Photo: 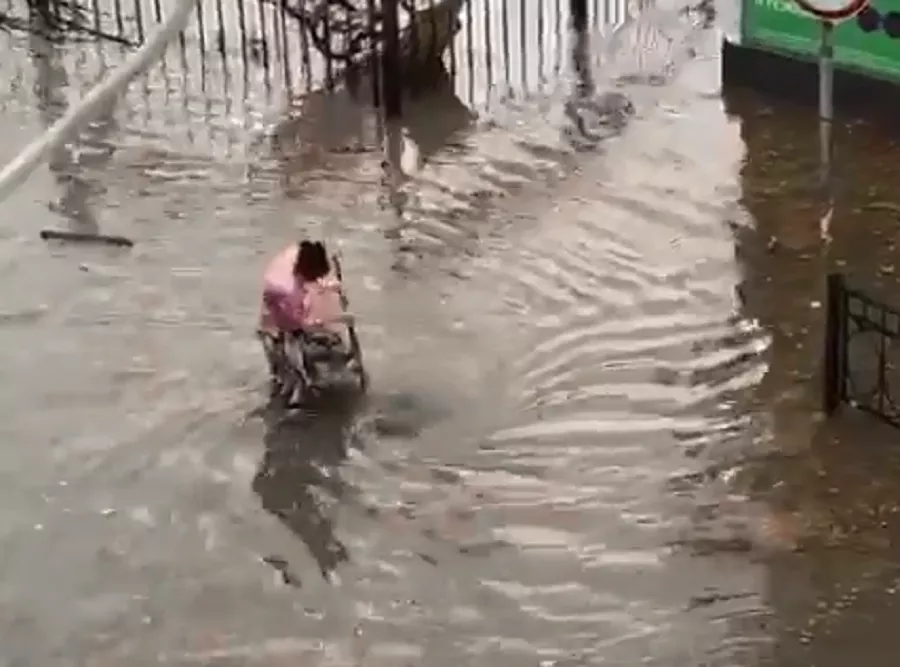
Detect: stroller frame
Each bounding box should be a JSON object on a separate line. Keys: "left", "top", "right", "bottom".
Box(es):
{"left": 259, "top": 253, "right": 368, "bottom": 406}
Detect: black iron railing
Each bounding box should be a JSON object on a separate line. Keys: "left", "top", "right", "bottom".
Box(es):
{"left": 1, "top": 0, "right": 693, "bottom": 112}
{"left": 1, "top": 0, "right": 708, "bottom": 220}
{"left": 823, "top": 272, "right": 900, "bottom": 429}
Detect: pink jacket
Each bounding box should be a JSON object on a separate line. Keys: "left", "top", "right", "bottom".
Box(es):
{"left": 258, "top": 245, "right": 343, "bottom": 335}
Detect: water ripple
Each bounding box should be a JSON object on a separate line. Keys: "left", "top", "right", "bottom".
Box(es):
{"left": 0, "top": 3, "right": 777, "bottom": 666}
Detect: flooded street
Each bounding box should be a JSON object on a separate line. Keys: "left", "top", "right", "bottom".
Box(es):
{"left": 5, "top": 0, "right": 900, "bottom": 663}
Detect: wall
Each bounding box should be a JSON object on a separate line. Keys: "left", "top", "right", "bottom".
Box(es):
{"left": 742, "top": 0, "right": 900, "bottom": 81}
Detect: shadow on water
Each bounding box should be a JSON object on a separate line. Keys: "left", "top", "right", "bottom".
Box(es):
{"left": 251, "top": 396, "right": 362, "bottom": 582}
{"left": 250, "top": 388, "right": 448, "bottom": 585}
{"left": 397, "top": 68, "right": 477, "bottom": 171}
{"left": 268, "top": 60, "right": 475, "bottom": 199}
{"left": 28, "top": 9, "right": 118, "bottom": 236}
{"left": 706, "top": 87, "right": 900, "bottom": 665}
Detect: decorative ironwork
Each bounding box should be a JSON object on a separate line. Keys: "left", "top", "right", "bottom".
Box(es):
{"left": 270, "top": 0, "right": 464, "bottom": 70}
{"left": 823, "top": 272, "right": 900, "bottom": 429}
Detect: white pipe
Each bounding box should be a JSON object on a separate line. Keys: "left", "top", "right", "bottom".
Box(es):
{"left": 0, "top": 0, "right": 199, "bottom": 205}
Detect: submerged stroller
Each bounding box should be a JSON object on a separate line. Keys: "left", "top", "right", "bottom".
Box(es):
{"left": 259, "top": 251, "right": 367, "bottom": 407}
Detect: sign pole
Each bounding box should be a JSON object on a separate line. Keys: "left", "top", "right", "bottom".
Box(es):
{"left": 793, "top": 0, "right": 868, "bottom": 241}
{"left": 818, "top": 19, "right": 834, "bottom": 188}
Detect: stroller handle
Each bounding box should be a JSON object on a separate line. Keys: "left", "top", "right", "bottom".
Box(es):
{"left": 319, "top": 312, "right": 356, "bottom": 326}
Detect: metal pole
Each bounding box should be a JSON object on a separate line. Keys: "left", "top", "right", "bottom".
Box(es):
{"left": 818, "top": 20, "right": 834, "bottom": 187}
{"left": 822, "top": 272, "right": 845, "bottom": 416}
{"left": 817, "top": 19, "right": 836, "bottom": 243}
{"left": 380, "top": 0, "right": 404, "bottom": 222}
{"left": 384, "top": 119, "right": 405, "bottom": 216}
{"left": 570, "top": 0, "right": 587, "bottom": 32}
{"left": 382, "top": 0, "right": 402, "bottom": 119}
{"left": 573, "top": 16, "right": 594, "bottom": 97}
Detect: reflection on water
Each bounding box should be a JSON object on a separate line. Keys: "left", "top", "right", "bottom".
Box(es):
{"left": 5, "top": 0, "right": 900, "bottom": 663}
{"left": 720, "top": 87, "right": 900, "bottom": 666}
{"left": 29, "top": 14, "right": 119, "bottom": 235}
{"left": 270, "top": 62, "right": 476, "bottom": 213}
{"left": 252, "top": 399, "right": 361, "bottom": 582}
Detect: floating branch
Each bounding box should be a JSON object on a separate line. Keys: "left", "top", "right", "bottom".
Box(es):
{"left": 40, "top": 229, "right": 135, "bottom": 247}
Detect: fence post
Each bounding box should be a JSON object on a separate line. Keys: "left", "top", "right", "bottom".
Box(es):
{"left": 382, "top": 0, "right": 403, "bottom": 119}
{"left": 570, "top": 0, "right": 593, "bottom": 99}
{"left": 570, "top": 0, "right": 588, "bottom": 32}
{"left": 823, "top": 272, "right": 845, "bottom": 415}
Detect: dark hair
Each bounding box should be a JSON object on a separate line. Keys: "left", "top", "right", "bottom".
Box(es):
{"left": 293, "top": 240, "right": 330, "bottom": 281}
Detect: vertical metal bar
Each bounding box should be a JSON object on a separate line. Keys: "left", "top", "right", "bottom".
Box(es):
{"left": 408, "top": 0, "right": 422, "bottom": 73}
{"left": 554, "top": 0, "right": 561, "bottom": 78}
{"left": 570, "top": 0, "right": 587, "bottom": 31}
{"left": 256, "top": 0, "right": 268, "bottom": 67}
{"left": 823, "top": 272, "right": 844, "bottom": 416}
{"left": 278, "top": 0, "right": 292, "bottom": 93}
{"left": 447, "top": 0, "right": 458, "bottom": 82}
{"left": 537, "top": 0, "right": 545, "bottom": 91}
{"left": 484, "top": 0, "right": 493, "bottom": 105}
{"left": 196, "top": 0, "right": 207, "bottom": 61}
{"left": 237, "top": 0, "right": 249, "bottom": 66}
{"left": 114, "top": 0, "right": 125, "bottom": 37}
{"left": 237, "top": 0, "right": 249, "bottom": 101}
{"left": 175, "top": 0, "right": 193, "bottom": 150}
{"left": 571, "top": 0, "right": 590, "bottom": 97}
{"left": 322, "top": 5, "right": 333, "bottom": 89}
{"left": 138, "top": 0, "right": 152, "bottom": 126}
{"left": 384, "top": 119, "right": 404, "bottom": 213}
{"left": 297, "top": 1, "right": 312, "bottom": 89}
{"left": 464, "top": 0, "right": 474, "bottom": 104}
{"left": 878, "top": 305, "right": 887, "bottom": 416}
{"left": 382, "top": 0, "right": 403, "bottom": 220}
{"left": 257, "top": 0, "right": 271, "bottom": 97}
{"left": 501, "top": 0, "right": 510, "bottom": 88}
{"left": 214, "top": 0, "right": 226, "bottom": 55}
{"left": 520, "top": 0, "right": 527, "bottom": 92}
{"left": 838, "top": 288, "right": 849, "bottom": 404}
{"left": 195, "top": 1, "right": 207, "bottom": 96}
{"left": 382, "top": 0, "right": 402, "bottom": 118}
{"left": 818, "top": 19, "right": 834, "bottom": 189}
{"left": 215, "top": 0, "right": 229, "bottom": 111}
{"left": 178, "top": 0, "right": 188, "bottom": 77}
{"left": 92, "top": 0, "right": 102, "bottom": 40}
{"left": 365, "top": 0, "right": 379, "bottom": 103}
{"left": 133, "top": 0, "right": 145, "bottom": 43}
{"left": 430, "top": 0, "right": 441, "bottom": 67}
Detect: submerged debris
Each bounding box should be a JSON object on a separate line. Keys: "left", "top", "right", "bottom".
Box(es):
{"left": 40, "top": 229, "right": 134, "bottom": 247}
{"left": 260, "top": 554, "right": 303, "bottom": 588}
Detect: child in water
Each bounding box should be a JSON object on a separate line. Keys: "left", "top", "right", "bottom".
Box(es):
{"left": 258, "top": 240, "right": 345, "bottom": 390}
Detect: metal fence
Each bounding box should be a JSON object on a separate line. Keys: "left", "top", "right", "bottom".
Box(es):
{"left": 823, "top": 272, "right": 900, "bottom": 430}
{"left": 0, "top": 0, "right": 681, "bottom": 132}
{"left": 0, "top": 0, "right": 702, "bottom": 240}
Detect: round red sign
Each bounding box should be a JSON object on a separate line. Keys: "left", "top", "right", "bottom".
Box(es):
{"left": 793, "top": 0, "right": 870, "bottom": 21}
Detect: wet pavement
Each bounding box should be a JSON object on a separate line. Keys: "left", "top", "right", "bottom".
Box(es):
{"left": 4, "top": 0, "right": 900, "bottom": 664}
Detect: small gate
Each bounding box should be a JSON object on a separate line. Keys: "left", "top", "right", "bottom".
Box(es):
{"left": 823, "top": 272, "right": 900, "bottom": 429}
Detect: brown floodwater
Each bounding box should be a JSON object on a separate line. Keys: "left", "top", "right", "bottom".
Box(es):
{"left": 4, "top": 0, "right": 900, "bottom": 664}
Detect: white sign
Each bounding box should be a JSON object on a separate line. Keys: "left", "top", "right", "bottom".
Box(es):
{"left": 793, "top": 0, "right": 869, "bottom": 21}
